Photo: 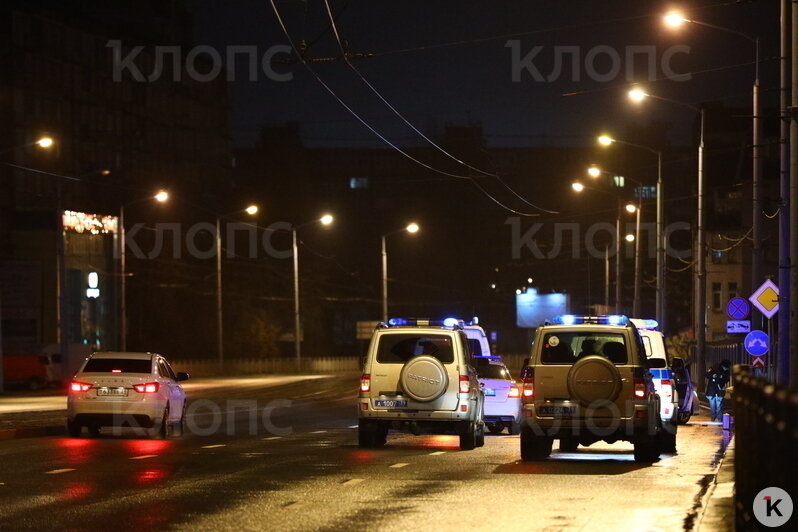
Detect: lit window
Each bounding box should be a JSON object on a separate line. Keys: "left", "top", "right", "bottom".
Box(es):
{"left": 635, "top": 186, "right": 657, "bottom": 199}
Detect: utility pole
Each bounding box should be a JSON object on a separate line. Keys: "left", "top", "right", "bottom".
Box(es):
{"left": 779, "top": 0, "right": 791, "bottom": 386}
{"left": 790, "top": 1, "right": 798, "bottom": 388}
{"left": 752, "top": 36, "right": 764, "bottom": 321}
{"left": 615, "top": 205, "right": 622, "bottom": 314}
{"left": 696, "top": 108, "right": 707, "bottom": 389}
{"left": 0, "top": 294, "right": 4, "bottom": 393}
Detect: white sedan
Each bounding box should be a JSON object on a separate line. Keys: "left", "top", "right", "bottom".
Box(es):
{"left": 67, "top": 352, "right": 188, "bottom": 438}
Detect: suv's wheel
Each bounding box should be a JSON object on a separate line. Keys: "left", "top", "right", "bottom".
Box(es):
{"left": 633, "top": 435, "right": 661, "bottom": 462}
{"left": 520, "top": 426, "right": 552, "bottom": 461}
{"left": 358, "top": 421, "right": 387, "bottom": 448}
{"left": 487, "top": 423, "right": 503, "bottom": 434}
{"left": 460, "top": 422, "right": 478, "bottom": 450}
{"left": 475, "top": 422, "right": 485, "bottom": 448}
{"left": 66, "top": 419, "right": 81, "bottom": 438}
{"left": 676, "top": 411, "right": 692, "bottom": 424}
{"left": 559, "top": 437, "right": 579, "bottom": 453}
{"left": 508, "top": 420, "right": 521, "bottom": 436}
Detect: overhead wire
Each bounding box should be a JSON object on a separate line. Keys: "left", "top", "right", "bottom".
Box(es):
{"left": 267, "top": 0, "right": 543, "bottom": 217}
{"left": 320, "top": 0, "right": 558, "bottom": 215}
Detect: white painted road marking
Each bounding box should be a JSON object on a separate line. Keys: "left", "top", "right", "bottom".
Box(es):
{"left": 45, "top": 469, "right": 75, "bottom": 475}
{"left": 429, "top": 451, "right": 446, "bottom": 455}
{"left": 201, "top": 444, "right": 226, "bottom": 449}
{"left": 130, "top": 455, "right": 158, "bottom": 460}
{"left": 348, "top": 424, "right": 358, "bottom": 429}
{"left": 342, "top": 478, "right": 364, "bottom": 486}
{"left": 311, "top": 430, "right": 327, "bottom": 434}
{"left": 389, "top": 463, "right": 409, "bottom": 468}
{"left": 262, "top": 436, "right": 282, "bottom": 441}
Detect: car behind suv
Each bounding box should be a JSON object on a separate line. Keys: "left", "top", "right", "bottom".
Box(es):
{"left": 358, "top": 318, "right": 485, "bottom": 450}
{"left": 520, "top": 315, "right": 664, "bottom": 463}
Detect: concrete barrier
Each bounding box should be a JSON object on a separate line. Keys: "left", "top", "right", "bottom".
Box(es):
{"left": 169, "top": 357, "right": 360, "bottom": 378}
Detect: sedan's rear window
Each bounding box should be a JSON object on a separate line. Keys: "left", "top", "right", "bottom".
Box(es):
{"left": 475, "top": 363, "right": 511, "bottom": 380}
{"left": 540, "top": 332, "right": 628, "bottom": 365}
{"left": 83, "top": 358, "right": 152, "bottom": 373}
{"left": 376, "top": 334, "right": 454, "bottom": 364}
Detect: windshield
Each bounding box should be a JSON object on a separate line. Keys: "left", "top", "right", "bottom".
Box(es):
{"left": 540, "top": 331, "right": 628, "bottom": 365}
{"left": 376, "top": 334, "right": 455, "bottom": 364}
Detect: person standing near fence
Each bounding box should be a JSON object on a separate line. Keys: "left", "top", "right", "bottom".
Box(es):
{"left": 705, "top": 359, "right": 731, "bottom": 421}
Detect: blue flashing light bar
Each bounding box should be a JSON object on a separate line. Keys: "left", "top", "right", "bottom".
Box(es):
{"left": 551, "top": 315, "right": 629, "bottom": 326}
{"left": 629, "top": 318, "right": 659, "bottom": 330}
{"left": 386, "top": 318, "right": 463, "bottom": 329}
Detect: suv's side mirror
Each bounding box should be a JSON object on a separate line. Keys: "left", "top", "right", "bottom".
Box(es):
{"left": 176, "top": 372, "right": 190, "bottom": 382}
{"left": 646, "top": 358, "right": 667, "bottom": 369}
{"left": 670, "top": 357, "right": 685, "bottom": 370}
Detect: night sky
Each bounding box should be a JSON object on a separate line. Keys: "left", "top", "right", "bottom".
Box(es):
{"left": 191, "top": 0, "right": 779, "bottom": 149}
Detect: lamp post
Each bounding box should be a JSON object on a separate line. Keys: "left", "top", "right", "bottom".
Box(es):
{"left": 119, "top": 190, "right": 169, "bottom": 351}
{"left": 292, "top": 214, "right": 334, "bottom": 371}
{"left": 572, "top": 181, "right": 638, "bottom": 314}
{"left": 664, "top": 12, "right": 763, "bottom": 302}
{"left": 584, "top": 167, "right": 644, "bottom": 316}
{"left": 215, "top": 205, "right": 259, "bottom": 367}
{"left": 597, "top": 136, "right": 663, "bottom": 327}
{"left": 625, "top": 87, "right": 707, "bottom": 381}
{"left": 381, "top": 223, "right": 420, "bottom": 323}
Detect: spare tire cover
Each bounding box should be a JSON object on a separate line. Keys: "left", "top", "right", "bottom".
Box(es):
{"left": 399, "top": 356, "right": 449, "bottom": 402}
{"left": 566, "top": 355, "right": 623, "bottom": 407}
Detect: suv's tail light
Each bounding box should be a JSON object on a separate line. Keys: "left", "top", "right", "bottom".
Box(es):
{"left": 522, "top": 377, "right": 535, "bottom": 400}
{"left": 360, "top": 374, "right": 371, "bottom": 392}
{"left": 508, "top": 385, "right": 520, "bottom": 398}
{"left": 459, "top": 375, "right": 470, "bottom": 393}
{"left": 133, "top": 382, "right": 159, "bottom": 394}
{"left": 70, "top": 381, "right": 92, "bottom": 393}
{"left": 633, "top": 378, "right": 646, "bottom": 398}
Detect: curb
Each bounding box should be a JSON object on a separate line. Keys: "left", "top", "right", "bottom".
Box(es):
{"left": 694, "top": 435, "right": 736, "bottom": 531}
{"left": 0, "top": 425, "right": 66, "bottom": 440}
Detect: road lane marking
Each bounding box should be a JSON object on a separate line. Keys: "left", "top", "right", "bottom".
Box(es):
{"left": 201, "top": 444, "right": 226, "bottom": 449}
{"left": 311, "top": 430, "right": 327, "bottom": 434}
{"left": 348, "top": 424, "right": 358, "bottom": 429}
{"left": 342, "top": 478, "right": 365, "bottom": 486}
{"left": 45, "top": 469, "right": 75, "bottom": 475}
{"left": 262, "top": 436, "right": 282, "bottom": 441}
{"left": 130, "top": 455, "right": 158, "bottom": 460}
{"left": 389, "top": 463, "right": 409, "bottom": 468}
{"left": 429, "top": 451, "right": 446, "bottom": 455}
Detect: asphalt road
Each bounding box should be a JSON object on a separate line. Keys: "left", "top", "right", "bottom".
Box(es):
{"left": 0, "top": 375, "right": 729, "bottom": 532}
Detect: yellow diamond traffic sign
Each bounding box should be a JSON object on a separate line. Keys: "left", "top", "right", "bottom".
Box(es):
{"left": 749, "top": 280, "right": 779, "bottom": 319}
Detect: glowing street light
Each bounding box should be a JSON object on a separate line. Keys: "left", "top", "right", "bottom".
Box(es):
{"left": 628, "top": 88, "right": 648, "bottom": 103}
{"left": 320, "top": 213, "right": 334, "bottom": 225}
{"left": 381, "top": 222, "right": 421, "bottom": 322}
{"left": 572, "top": 182, "right": 585, "bottom": 192}
{"left": 588, "top": 166, "right": 602, "bottom": 178}
{"left": 154, "top": 190, "right": 169, "bottom": 203}
{"left": 625, "top": 234, "right": 636, "bottom": 243}
{"left": 625, "top": 203, "right": 638, "bottom": 214}
{"left": 36, "top": 137, "right": 54, "bottom": 148}
{"left": 598, "top": 135, "right": 615, "bottom": 146}
{"left": 245, "top": 205, "right": 259, "bottom": 215}
{"left": 664, "top": 12, "right": 688, "bottom": 28}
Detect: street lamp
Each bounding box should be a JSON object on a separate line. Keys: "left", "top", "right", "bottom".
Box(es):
{"left": 625, "top": 87, "right": 707, "bottom": 380}
{"left": 381, "top": 223, "right": 421, "bottom": 323}
{"left": 572, "top": 181, "right": 639, "bottom": 314}
{"left": 0, "top": 136, "right": 55, "bottom": 155}
{"left": 662, "top": 9, "right": 764, "bottom": 336}
{"left": 597, "top": 135, "right": 665, "bottom": 328}
{"left": 216, "top": 205, "right": 259, "bottom": 367}
{"left": 36, "top": 137, "right": 54, "bottom": 148}
{"left": 119, "top": 190, "right": 169, "bottom": 351}
{"left": 292, "top": 214, "right": 334, "bottom": 370}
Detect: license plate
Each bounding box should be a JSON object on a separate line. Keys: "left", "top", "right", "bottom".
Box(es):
{"left": 97, "top": 387, "right": 128, "bottom": 397}
{"left": 374, "top": 399, "right": 407, "bottom": 408}
{"left": 483, "top": 388, "right": 496, "bottom": 396}
{"left": 538, "top": 405, "right": 576, "bottom": 416}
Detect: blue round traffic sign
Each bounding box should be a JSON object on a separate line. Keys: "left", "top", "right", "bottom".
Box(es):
{"left": 744, "top": 330, "right": 769, "bottom": 357}
{"left": 727, "top": 297, "right": 750, "bottom": 320}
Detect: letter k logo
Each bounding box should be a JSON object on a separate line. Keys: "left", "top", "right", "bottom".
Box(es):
{"left": 764, "top": 496, "right": 783, "bottom": 517}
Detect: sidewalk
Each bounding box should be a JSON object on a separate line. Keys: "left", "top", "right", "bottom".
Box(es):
{"left": 695, "top": 434, "right": 735, "bottom": 531}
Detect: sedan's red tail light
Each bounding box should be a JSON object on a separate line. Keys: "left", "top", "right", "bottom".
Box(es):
{"left": 70, "top": 381, "right": 92, "bottom": 393}
{"left": 133, "top": 382, "right": 159, "bottom": 394}
{"left": 508, "top": 385, "right": 521, "bottom": 398}
{"left": 360, "top": 374, "right": 370, "bottom": 392}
